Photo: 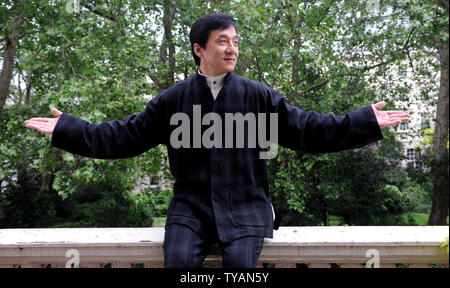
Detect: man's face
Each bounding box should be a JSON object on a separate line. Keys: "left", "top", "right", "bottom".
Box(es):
{"left": 194, "top": 26, "right": 239, "bottom": 77}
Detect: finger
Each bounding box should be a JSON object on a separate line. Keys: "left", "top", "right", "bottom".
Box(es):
{"left": 25, "top": 118, "right": 51, "bottom": 123}
{"left": 388, "top": 113, "right": 410, "bottom": 118}
{"left": 25, "top": 121, "right": 47, "bottom": 128}
{"left": 390, "top": 118, "right": 409, "bottom": 125}
{"left": 25, "top": 123, "right": 44, "bottom": 132}
{"left": 25, "top": 122, "right": 46, "bottom": 130}
{"left": 388, "top": 115, "right": 410, "bottom": 121}
{"left": 390, "top": 119, "right": 409, "bottom": 124}
{"left": 385, "top": 111, "right": 410, "bottom": 116}
{"left": 51, "top": 107, "right": 63, "bottom": 117}
{"left": 373, "top": 101, "right": 386, "bottom": 110}
{"left": 26, "top": 123, "right": 52, "bottom": 134}
{"left": 387, "top": 119, "right": 409, "bottom": 125}
{"left": 380, "top": 121, "right": 401, "bottom": 128}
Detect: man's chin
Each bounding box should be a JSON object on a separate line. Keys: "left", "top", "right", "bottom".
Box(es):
{"left": 224, "top": 65, "right": 236, "bottom": 73}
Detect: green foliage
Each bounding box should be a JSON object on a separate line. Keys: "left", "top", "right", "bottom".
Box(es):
{"left": 402, "top": 181, "right": 432, "bottom": 213}
{"left": 1, "top": 0, "right": 446, "bottom": 228}
{"left": 137, "top": 188, "right": 173, "bottom": 218}
{"left": 379, "top": 185, "right": 411, "bottom": 214}
{"left": 54, "top": 181, "right": 154, "bottom": 228}
{"left": 270, "top": 137, "right": 410, "bottom": 226}
{"left": 441, "top": 237, "right": 449, "bottom": 255}
{"left": 0, "top": 168, "right": 62, "bottom": 228}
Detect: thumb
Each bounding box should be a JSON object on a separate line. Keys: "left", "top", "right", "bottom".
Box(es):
{"left": 373, "top": 101, "right": 386, "bottom": 110}
{"left": 51, "top": 107, "right": 63, "bottom": 117}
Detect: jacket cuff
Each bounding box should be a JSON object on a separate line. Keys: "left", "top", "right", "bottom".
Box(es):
{"left": 51, "top": 113, "right": 87, "bottom": 153}
{"left": 347, "top": 105, "right": 384, "bottom": 147}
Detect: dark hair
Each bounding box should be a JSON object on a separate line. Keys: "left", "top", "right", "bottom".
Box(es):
{"left": 189, "top": 13, "right": 238, "bottom": 66}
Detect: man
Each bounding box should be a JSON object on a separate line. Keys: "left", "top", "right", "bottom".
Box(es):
{"left": 25, "top": 13, "right": 410, "bottom": 268}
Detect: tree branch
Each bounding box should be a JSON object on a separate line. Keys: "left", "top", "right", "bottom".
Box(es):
{"left": 17, "top": 29, "right": 39, "bottom": 41}
{"left": 315, "top": 0, "right": 334, "bottom": 28}
{"left": 420, "top": 45, "right": 440, "bottom": 60}
{"left": 61, "top": 42, "right": 80, "bottom": 58}
{"left": 60, "top": 42, "right": 85, "bottom": 79}
{"left": 439, "top": 0, "right": 449, "bottom": 10}
{"left": 298, "top": 59, "right": 395, "bottom": 97}
{"left": 298, "top": 26, "right": 416, "bottom": 97}
{"left": 298, "top": 78, "right": 332, "bottom": 96}
{"left": 80, "top": 2, "right": 116, "bottom": 22}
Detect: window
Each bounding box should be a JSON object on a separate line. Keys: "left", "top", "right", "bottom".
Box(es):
{"left": 420, "top": 87, "right": 432, "bottom": 101}
{"left": 418, "top": 63, "right": 429, "bottom": 73}
{"left": 399, "top": 122, "right": 409, "bottom": 131}
{"left": 421, "top": 118, "right": 430, "bottom": 130}
{"left": 406, "top": 149, "right": 422, "bottom": 168}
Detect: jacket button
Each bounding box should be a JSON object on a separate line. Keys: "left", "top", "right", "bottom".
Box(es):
{"left": 213, "top": 194, "right": 218, "bottom": 202}
{"left": 212, "top": 165, "right": 219, "bottom": 173}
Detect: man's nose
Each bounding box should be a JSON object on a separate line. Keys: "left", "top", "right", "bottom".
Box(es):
{"left": 225, "top": 41, "right": 238, "bottom": 53}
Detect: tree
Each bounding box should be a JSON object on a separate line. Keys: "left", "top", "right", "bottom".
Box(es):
{"left": 0, "top": 1, "right": 23, "bottom": 128}
{"left": 1, "top": 0, "right": 445, "bottom": 228}
{"left": 388, "top": 0, "right": 449, "bottom": 225}
{"left": 428, "top": 1, "right": 449, "bottom": 225}
{"left": 1, "top": 1, "right": 172, "bottom": 220}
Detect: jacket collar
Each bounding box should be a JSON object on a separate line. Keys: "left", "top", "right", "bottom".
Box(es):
{"left": 195, "top": 68, "right": 233, "bottom": 87}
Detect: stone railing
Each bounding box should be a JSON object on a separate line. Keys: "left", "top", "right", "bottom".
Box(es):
{"left": 0, "top": 226, "right": 448, "bottom": 268}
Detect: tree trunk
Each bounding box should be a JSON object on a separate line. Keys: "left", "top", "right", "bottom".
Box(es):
{"left": 289, "top": 4, "right": 303, "bottom": 86}
{"left": 40, "top": 172, "right": 52, "bottom": 192}
{"left": 292, "top": 37, "right": 302, "bottom": 84}
{"left": 428, "top": 39, "right": 449, "bottom": 225}
{"left": 159, "top": 0, "right": 176, "bottom": 90}
{"left": 25, "top": 65, "right": 32, "bottom": 106}
{"left": 0, "top": 16, "right": 21, "bottom": 128}
{"left": 16, "top": 72, "right": 22, "bottom": 108}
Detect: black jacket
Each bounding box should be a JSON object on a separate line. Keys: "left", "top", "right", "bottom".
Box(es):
{"left": 52, "top": 71, "right": 383, "bottom": 242}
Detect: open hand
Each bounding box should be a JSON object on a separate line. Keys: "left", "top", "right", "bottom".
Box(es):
{"left": 25, "top": 108, "right": 63, "bottom": 135}
{"left": 372, "top": 101, "right": 410, "bottom": 128}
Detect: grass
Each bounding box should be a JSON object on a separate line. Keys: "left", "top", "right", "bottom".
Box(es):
{"left": 152, "top": 214, "right": 448, "bottom": 227}
{"left": 407, "top": 213, "right": 449, "bottom": 225}
{"left": 327, "top": 215, "right": 345, "bottom": 226}
{"left": 327, "top": 213, "right": 449, "bottom": 226}
{"left": 408, "top": 213, "right": 430, "bottom": 225}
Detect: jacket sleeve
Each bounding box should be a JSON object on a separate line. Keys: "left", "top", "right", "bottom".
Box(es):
{"left": 51, "top": 94, "right": 166, "bottom": 159}
{"left": 270, "top": 91, "right": 383, "bottom": 153}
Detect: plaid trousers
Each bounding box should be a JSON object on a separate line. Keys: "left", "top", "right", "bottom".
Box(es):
{"left": 163, "top": 223, "right": 264, "bottom": 268}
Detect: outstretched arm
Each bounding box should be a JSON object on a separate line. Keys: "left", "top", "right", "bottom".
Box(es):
{"left": 371, "top": 101, "right": 410, "bottom": 128}
{"left": 273, "top": 88, "right": 410, "bottom": 153}
{"left": 24, "top": 94, "right": 165, "bottom": 159}
{"left": 25, "top": 108, "right": 63, "bottom": 134}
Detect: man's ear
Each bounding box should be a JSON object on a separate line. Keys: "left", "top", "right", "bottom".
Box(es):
{"left": 193, "top": 43, "right": 203, "bottom": 59}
